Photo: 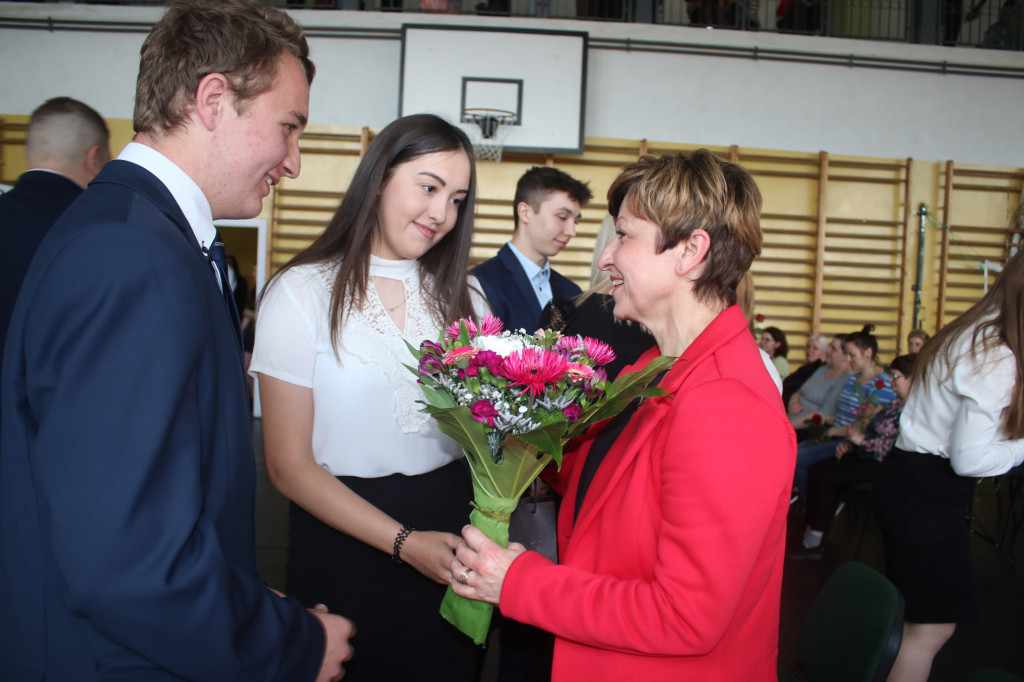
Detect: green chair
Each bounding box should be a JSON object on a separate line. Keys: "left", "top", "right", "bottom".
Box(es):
{"left": 962, "top": 671, "right": 1024, "bottom": 682}
{"left": 781, "top": 561, "right": 904, "bottom": 682}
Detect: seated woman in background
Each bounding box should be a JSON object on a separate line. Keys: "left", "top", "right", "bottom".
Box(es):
{"left": 793, "top": 325, "right": 895, "bottom": 501}
{"left": 875, "top": 249, "right": 1024, "bottom": 682}
{"left": 781, "top": 333, "right": 828, "bottom": 406}
{"left": 449, "top": 150, "right": 795, "bottom": 681}
{"left": 907, "top": 328, "right": 930, "bottom": 353}
{"left": 787, "top": 333, "right": 851, "bottom": 434}
{"left": 789, "top": 353, "right": 916, "bottom": 560}
{"left": 760, "top": 325, "right": 791, "bottom": 378}
{"left": 250, "top": 114, "right": 485, "bottom": 682}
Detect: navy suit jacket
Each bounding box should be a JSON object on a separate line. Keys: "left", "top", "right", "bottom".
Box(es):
{"left": 0, "top": 160, "right": 323, "bottom": 680}
{"left": 0, "top": 171, "right": 84, "bottom": 415}
{"left": 472, "top": 243, "right": 582, "bottom": 333}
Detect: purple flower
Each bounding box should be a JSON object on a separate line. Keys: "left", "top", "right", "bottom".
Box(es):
{"left": 584, "top": 367, "right": 609, "bottom": 400}
{"left": 418, "top": 354, "right": 444, "bottom": 376}
{"left": 562, "top": 404, "right": 583, "bottom": 423}
{"left": 470, "top": 399, "right": 499, "bottom": 427}
{"left": 419, "top": 340, "right": 445, "bottom": 357}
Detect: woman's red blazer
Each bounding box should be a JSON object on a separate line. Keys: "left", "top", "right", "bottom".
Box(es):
{"left": 501, "top": 305, "right": 797, "bottom": 682}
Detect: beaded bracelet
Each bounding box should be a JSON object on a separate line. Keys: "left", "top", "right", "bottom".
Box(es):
{"left": 392, "top": 524, "right": 414, "bottom": 564}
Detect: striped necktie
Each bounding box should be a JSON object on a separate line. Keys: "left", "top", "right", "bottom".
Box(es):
{"left": 207, "top": 233, "right": 243, "bottom": 349}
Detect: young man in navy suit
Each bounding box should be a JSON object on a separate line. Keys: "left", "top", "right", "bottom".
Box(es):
{"left": 473, "top": 166, "right": 592, "bottom": 332}
{"left": 0, "top": 1, "right": 354, "bottom": 680}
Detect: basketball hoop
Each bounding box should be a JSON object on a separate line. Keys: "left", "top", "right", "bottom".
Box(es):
{"left": 462, "top": 108, "right": 517, "bottom": 162}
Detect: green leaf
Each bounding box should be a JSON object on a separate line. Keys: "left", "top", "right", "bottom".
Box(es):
{"left": 457, "top": 321, "right": 473, "bottom": 347}
{"left": 418, "top": 384, "right": 458, "bottom": 409}
{"left": 430, "top": 406, "right": 492, "bottom": 457}
{"left": 563, "top": 355, "right": 675, "bottom": 439}
{"left": 514, "top": 422, "right": 564, "bottom": 463}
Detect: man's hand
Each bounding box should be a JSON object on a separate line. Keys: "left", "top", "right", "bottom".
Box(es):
{"left": 310, "top": 604, "right": 355, "bottom": 682}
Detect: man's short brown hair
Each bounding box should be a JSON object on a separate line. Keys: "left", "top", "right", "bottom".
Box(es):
{"left": 512, "top": 166, "right": 593, "bottom": 229}
{"left": 607, "top": 149, "right": 762, "bottom": 307}
{"left": 133, "top": 0, "right": 314, "bottom": 136}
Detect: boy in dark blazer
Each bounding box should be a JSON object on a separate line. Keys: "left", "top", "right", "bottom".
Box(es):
{"left": 0, "top": 2, "right": 354, "bottom": 680}
{"left": 473, "top": 166, "right": 592, "bottom": 333}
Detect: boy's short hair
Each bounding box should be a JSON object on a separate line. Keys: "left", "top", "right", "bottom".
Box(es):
{"left": 134, "top": 0, "right": 314, "bottom": 136}
{"left": 512, "top": 166, "right": 593, "bottom": 228}
{"left": 26, "top": 97, "right": 109, "bottom": 167}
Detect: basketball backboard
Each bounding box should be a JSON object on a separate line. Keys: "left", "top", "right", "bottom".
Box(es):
{"left": 399, "top": 25, "right": 587, "bottom": 155}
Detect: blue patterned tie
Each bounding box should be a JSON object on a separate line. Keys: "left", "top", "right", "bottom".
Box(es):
{"left": 208, "top": 233, "right": 243, "bottom": 349}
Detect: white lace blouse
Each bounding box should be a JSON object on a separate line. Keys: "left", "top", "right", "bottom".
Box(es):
{"left": 250, "top": 256, "right": 487, "bottom": 477}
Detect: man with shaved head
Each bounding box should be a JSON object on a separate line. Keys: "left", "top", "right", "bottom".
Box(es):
{"left": 0, "top": 96, "right": 110, "bottom": 428}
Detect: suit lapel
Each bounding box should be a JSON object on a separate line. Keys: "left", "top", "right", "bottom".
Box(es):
{"left": 566, "top": 307, "right": 748, "bottom": 542}
{"left": 94, "top": 161, "right": 244, "bottom": 361}
{"left": 498, "top": 244, "right": 543, "bottom": 325}
{"left": 94, "top": 161, "right": 203, "bottom": 257}
{"left": 567, "top": 351, "right": 679, "bottom": 543}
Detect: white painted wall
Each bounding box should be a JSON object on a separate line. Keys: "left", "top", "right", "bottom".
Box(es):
{"left": 1, "top": 2, "right": 1021, "bottom": 166}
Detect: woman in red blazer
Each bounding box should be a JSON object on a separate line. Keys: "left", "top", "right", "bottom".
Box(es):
{"left": 450, "top": 150, "right": 796, "bottom": 682}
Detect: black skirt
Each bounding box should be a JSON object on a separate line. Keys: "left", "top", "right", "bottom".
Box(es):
{"left": 873, "top": 447, "right": 977, "bottom": 624}
{"left": 286, "top": 460, "right": 482, "bottom": 682}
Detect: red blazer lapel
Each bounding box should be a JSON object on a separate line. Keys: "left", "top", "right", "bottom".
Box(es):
{"left": 559, "top": 306, "right": 751, "bottom": 553}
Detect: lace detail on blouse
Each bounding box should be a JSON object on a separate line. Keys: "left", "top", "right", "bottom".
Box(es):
{"left": 340, "top": 261, "right": 443, "bottom": 434}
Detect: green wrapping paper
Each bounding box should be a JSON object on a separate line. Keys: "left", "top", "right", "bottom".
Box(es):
{"left": 408, "top": 321, "right": 675, "bottom": 645}
{"left": 439, "top": 485, "right": 518, "bottom": 644}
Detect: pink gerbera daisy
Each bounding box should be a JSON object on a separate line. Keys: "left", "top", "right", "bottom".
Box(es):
{"left": 554, "top": 335, "right": 583, "bottom": 354}
{"left": 581, "top": 337, "right": 616, "bottom": 367}
{"left": 479, "top": 315, "right": 504, "bottom": 336}
{"left": 445, "top": 318, "right": 478, "bottom": 340}
{"left": 501, "top": 348, "right": 569, "bottom": 397}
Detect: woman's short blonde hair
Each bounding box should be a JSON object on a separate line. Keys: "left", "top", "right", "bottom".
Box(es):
{"left": 607, "top": 149, "right": 762, "bottom": 307}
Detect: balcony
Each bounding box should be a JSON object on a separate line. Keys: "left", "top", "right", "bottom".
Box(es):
{"left": 6, "top": 0, "right": 1020, "bottom": 48}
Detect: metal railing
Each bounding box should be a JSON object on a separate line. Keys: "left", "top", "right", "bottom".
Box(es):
{"left": 14, "top": 0, "right": 1021, "bottom": 49}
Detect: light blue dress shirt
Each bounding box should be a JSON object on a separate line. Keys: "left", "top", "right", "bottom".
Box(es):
{"left": 507, "top": 242, "right": 552, "bottom": 309}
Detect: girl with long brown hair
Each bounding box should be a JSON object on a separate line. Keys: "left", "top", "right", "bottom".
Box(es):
{"left": 250, "top": 114, "right": 485, "bottom": 681}
{"left": 875, "top": 248, "right": 1024, "bottom": 682}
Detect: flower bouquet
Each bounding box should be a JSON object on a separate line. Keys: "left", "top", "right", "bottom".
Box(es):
{"left": 408, "top": 315, "right": 673, "bottom": 644}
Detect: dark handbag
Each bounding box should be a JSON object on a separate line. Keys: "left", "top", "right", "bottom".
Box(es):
{"left": 508, "top": 481, "right": 559, "bottom": 563}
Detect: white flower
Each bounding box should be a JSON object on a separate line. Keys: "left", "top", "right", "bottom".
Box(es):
{"left": 473, "top": 334, "right": 527, "bottom": 357}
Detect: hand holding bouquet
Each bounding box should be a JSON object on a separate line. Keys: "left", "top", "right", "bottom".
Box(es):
{"left": 409, "top": 315, "right": 673, "bottom": 643}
